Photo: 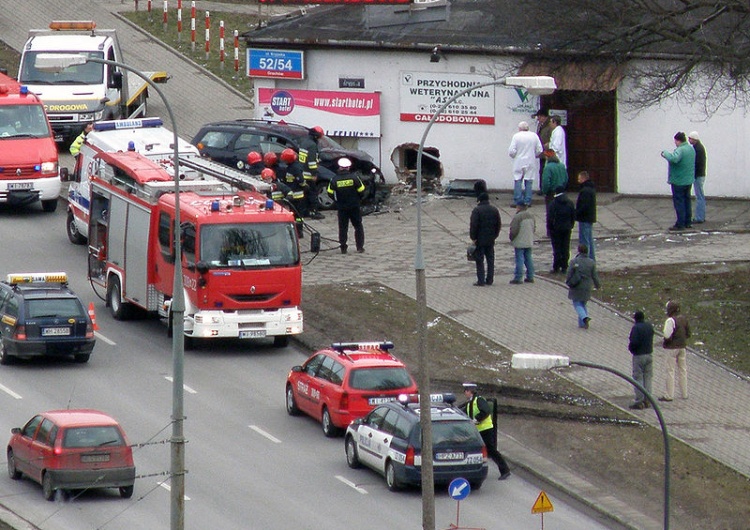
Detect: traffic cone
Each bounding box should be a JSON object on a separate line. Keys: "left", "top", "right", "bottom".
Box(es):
{"left": 88, "top": 302, "right": 99, "bottom": 331}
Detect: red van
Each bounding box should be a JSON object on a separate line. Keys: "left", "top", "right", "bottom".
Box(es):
{"left": 0, "top": 72, "right": 61, "bottom": 212}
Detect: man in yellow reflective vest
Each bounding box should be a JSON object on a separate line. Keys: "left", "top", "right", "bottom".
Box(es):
{"left": 462, "top": 382, "right": 511, "bottom": 480}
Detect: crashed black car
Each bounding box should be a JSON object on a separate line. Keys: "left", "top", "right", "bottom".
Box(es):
{"left": 191, "top": 120, "right": 384, "bottom": 209}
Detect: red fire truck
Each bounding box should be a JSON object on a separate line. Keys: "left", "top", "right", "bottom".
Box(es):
{"left": 87, "top": 150, "right": 308, "bottom": 347}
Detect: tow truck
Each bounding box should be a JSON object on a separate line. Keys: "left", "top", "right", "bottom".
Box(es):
{"left": 86, "top": 150, "right": 316, "bottom": 346}
{"left": 18, "top": 21, "right": 167, "bottom": 143}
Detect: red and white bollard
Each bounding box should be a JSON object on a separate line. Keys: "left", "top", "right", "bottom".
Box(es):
{"left": 219, "top": 21, "right": 225, "bottom": 69}
{"left": 177, "top": 0, "right": 183, "bottom": 42}
{"left": 190, "top": 1, "right": 196, "bottom": 53}
{"left": 162, "top": 0, "right": 168, "bottom": 32}
{"left": 234, "top": 30, "right": 240, "bottom": 73}
{"left": 205, "top": 11, "right": 210, "bottom": 60}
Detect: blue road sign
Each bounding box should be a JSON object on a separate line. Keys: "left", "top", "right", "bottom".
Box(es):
{"left": 449, "top": 477, "right": 470, "bottom": 501}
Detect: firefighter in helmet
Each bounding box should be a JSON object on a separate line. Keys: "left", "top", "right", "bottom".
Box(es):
{"left": 298, "top": 126, "right": 325, "bottom": 220}
{"left": 327, "top": 157, "right": 365, "bottom": 254}
{"left": 245, "top": 151, "right": 264, "bottom": 175}
{"left": 278, "top": 148, "right": 324, "bottom": 219}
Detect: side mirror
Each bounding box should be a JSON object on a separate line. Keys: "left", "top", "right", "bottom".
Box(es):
{"left": 59, "top": 167, "right": 71, "bottom": 182}
{"left": 291, "top": 365, "right": 303, "bottom": 373}
{"left": 110, "top": 70, "right": 123, "bottom": 90}
{"left": 196, "top": 261, "right": 210, "bottom": 275}
{"left": 11, "top": 427, "right": 20, "bottom": 435}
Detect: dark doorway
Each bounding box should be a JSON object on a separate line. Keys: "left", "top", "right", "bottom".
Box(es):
{"left": 541, "top": 91, "right": 617, "bottom": 193}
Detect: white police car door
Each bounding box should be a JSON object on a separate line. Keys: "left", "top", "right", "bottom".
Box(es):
{"left": 355, "top": 407, "right": 389, "bottom": 469}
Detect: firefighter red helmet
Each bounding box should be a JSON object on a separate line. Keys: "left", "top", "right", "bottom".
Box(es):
{"left": 247, "top": 151, "right": 262, "bottom": 164}
{"left": 280, "top": 148, "right": 297, "bottom": 164}
{"left": 310, "top": 125, "right": 324, "bottom": 138}
{"left": 261, "top": 168, "right": 276, "bottom": 181}
{"left": 263, "top": 151, "right": 278, "bottom": 167}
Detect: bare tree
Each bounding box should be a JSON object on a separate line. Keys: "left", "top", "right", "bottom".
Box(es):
{"left": 520, "top": 0, "right": 750, "bottom": 115}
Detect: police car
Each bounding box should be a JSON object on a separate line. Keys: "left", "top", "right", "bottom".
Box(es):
{"left": 0, "top": 272, "right": 96, "bottom": 364}
{"left": 285, "top": 341, "right": 418, "bottom": 437}
{"left": 344, "top": 393, "right": 488, "bottom": 491}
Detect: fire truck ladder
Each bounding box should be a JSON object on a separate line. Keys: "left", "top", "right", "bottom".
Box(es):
{"left": 177, "top": 156, "right": 271, "bottom": 194}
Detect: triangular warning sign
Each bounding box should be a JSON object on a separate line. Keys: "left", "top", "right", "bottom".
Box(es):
{"left": 532, "top": 490, "right": 554, "bottom": 514}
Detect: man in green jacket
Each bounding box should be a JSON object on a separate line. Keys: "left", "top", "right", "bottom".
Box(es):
{"left": 661, "top": 131, "right": 695, "bottom": 231}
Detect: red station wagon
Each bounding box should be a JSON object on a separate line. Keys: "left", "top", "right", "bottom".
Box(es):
{"left": 7, "top": 409, "right": 136, "bottom": 500}
{"left": 285, "top": 341, "right": 419, "bottom": 437}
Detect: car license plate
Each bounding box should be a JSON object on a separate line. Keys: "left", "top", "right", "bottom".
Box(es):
{"left": 239, "top": 330, "right": 266, "bottom": 339}
{"left": 42, "top": 327, "right": 71, "bottom": 337}
{"left": 81, "top": 453, "right": 110, "bottom": 463}
{"left": 8, "top": 182, "right": 34, "bottom": 191}
{"left": 435, "top": 452, "right": 465, "bottom": 461}
{"left": 368, "top": 397, "right": 396, "bottom": 405}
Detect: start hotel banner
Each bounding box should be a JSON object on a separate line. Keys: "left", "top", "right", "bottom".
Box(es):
{"left": 399, "top": 71, "right": 495, "bottom": 125}
{"left": 257, "top": 88, "right": 381, "bottom": 137}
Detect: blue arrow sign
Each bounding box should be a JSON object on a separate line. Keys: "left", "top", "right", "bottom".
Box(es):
{"left": 449, "top": 477, "right": 470, "bottom": 500}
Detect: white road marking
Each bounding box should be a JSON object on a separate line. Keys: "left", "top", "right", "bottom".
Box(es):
{"left": 0, "top": 383, "right": 22, "bottom": 400}
{"left": 94, "top": 331, "right": 116, "bottom": 345}
{"left": 248, "top": 425, "right": 282, "bottom": 444}
{"left": 163, "top": 376, "right": 198, "bottom": 394}
{"left": 159, "top": 482, "right": 191, "bottom": 500}
{"left": 335, "top": 475, "right": 368, "bottom": 494}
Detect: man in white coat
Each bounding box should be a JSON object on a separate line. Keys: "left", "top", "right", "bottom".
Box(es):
{"left": 549, "top": 115, "right": 567, "bottom": 167}
{"left": 508, "top": 121, "right": 543, "bottom": 207}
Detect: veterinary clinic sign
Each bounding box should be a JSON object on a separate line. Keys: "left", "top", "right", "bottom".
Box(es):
{"left": 400, "top": 71, "right": 495, "bottom": 125}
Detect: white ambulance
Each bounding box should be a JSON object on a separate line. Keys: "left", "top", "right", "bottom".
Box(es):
{"left": 65, "top": 117, "right": 201, "bottom": 244}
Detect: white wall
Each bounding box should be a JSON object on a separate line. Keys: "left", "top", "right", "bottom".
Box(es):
{"left": 617, "top": 74, "right": 750, "bottom": 198}
{"left": 254, "top": 49, "right": 538, "bottom": 190}
{"left": 255, "top": 49, "right": 750, "bottom": 197}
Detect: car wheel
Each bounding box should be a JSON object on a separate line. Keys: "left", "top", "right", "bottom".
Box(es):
{"left": 66, "top": 211, "right": 87, "bottom": 245}
{"left": 107, "top": 276, "right": 130, "bottom": 320}
{"left": 315, "top": 182, "right": 335, "bottom": 210}
{"left": 73, "top": 353, "right": 90, "bottom": 363}
{"left": 273, "top": 335, "right": 289, "bottom": 348}
{"left": 0, "top": 339, "right": 15, "bottom": 366}
{"left": 41, "top": 199, "right": 58, "bottom": 213}
{"left": 321, "top": 407, "right": 339, "bottom": 438}
{"left": 385, "top": 460, "right": 402, "bottom": 491}
{"left": 345, "top": 436, "right": 361, "bottom": 469}
{"left": 120, "top": 485, "right": 134, "bottom": 499}
{"left": 285, "top": 385, "right": 300, "bottom": 416}
{"left": 42, "top": 472, "right": 56, "bottom": 501}
{"left": 7, "top": 450, "right": 21, "bottom": 480}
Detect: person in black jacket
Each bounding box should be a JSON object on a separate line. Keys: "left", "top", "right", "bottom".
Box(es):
{"left": 469, "top": 192, "right": 501, "bottom": 286}
{"left": 628, "top": 310, "right": 655, "bottom": 409}
{"left": 327, "top": 157, "right": 365, "bottom": 254}
{"left": 547, "top": 186, "right": 576, "bottom": 273}
{"left": 575, "top": 171, "right": 597, "bottom": 260}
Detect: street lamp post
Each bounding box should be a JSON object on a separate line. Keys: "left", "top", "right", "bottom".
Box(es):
{"left": 34, "top": 53, "right": 186, "bottom": 530}
{"left": 511, "top": 353, "right": 671, "bottom": 530}
{"left": 414, "top": 76, "right": 555, "bottom": 530}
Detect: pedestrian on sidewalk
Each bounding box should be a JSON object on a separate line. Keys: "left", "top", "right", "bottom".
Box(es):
{"left": 469, "top": 192, "right": 501, "bottom": 286}
{"left": 688, "top": 131, "right": 707, "bottom": 224}
{"left": 628, "top": 310, "right": 654, "bottom": 409}
{"left": 661, "top": 131, "right": 695, "bottom": 231}
{"left": 547, "top": 186, "right": 576, "bottom": 274}
{"left": 659, "top": 300, "right": 691, "bottom": 401}
{"left": 533, "top": 108, "right": 552, "bottom": 192}
{"left": 566, "top": 244, "right": 600, "bottom": 329}
{"left": 461, "top": 383, "right": 511, "bottom": 480}
{"left": 509, "top": 204, "right": 536, "bottom": 284}
{"left": 541, "top": 151, "right": 567, "bottom": 237}
{"left": 575, "top": 170, "right": 597, "bottom": 260}
{"left": 508, "top": 121, "right": 543, "bottom": 207}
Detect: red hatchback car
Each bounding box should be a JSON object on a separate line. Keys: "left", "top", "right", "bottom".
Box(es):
{"left": 7, "top": 409, "right": 136, "bottom": 500}
{"left": 285, "top": 341, "right": 418, "bottom": 437}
